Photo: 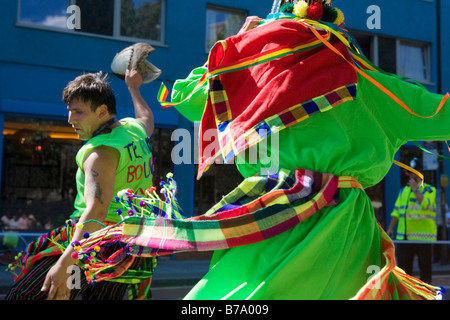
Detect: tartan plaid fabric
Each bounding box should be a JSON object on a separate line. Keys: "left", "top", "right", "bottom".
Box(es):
{"left": 7, "top": 220, "right": 156, "bottom": 300}
{"left": 197, "top": 18, "right": 358, "bottom": 178}
{"left": 118, "top": 169, "right": 358, "bottom": 256}
{"left": 211, "top": 78, "right": 358, "bottom": 163}
{"left": 75, "top": 170, "right": 444, "bottom": 299}
{"left": 352, "top": 223, "right": 442, "bottom": 300}
{"left": 7, "top": 223, "right": 72, "bottom": 282}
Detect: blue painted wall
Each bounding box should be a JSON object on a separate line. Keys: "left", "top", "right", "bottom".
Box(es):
{"left": 0, "top": 0, "right": 272, "bottom": 216}
{"left": 1, "top": 0, "right": 449, "bottom": 219}
{"left": 440, "top": 0, "right": 450, "bottom": 198}
{"left": 336, "top": 0, "right": 450, "bottom": 223}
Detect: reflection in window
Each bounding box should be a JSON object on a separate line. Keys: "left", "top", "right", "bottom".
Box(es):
{"left": 74, "top": 0, "right": 114, "bottom": 36}
{"left": 1, "top": 116, "right": 82, "bottom": 230}
{"left": 19, "top": 0, "right": 68, "bottom": 29}
{"left": 150, "top": 128, "right": 174, "bottom": 186}
{"left": 18, "top": 0, "right": 165, "bottom": 42}
{"left": 206, "top": 6, "right": 246, "bottom": 51}
{"left": 193, "top": 164, "right": 243, "bottom": 217}
{"left": 0, "top": 116, "right": 173, "bottom": 231}
{"left": 121, "top": 0, "right": 162, "bottom": 41}
{"left": 377, "top": 37, "right": 397, "bottom": 75}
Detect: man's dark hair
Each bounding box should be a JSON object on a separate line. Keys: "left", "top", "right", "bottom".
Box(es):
{"left": 62, "top": 72, "right": 116, "bottom": 114}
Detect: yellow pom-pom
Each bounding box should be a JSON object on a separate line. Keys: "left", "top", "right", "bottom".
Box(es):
{"left": 74, "top": 245, "right": 81, "bottom": 252}
{"left": 94, "top": 246, "right": 101, "bottom": 252}
{"left": 334, "top": 8, "right": 345, "bottom": 25}
{"left": 293, "top": 1, "right": 309, "bottom": 18}
{"left": 76, "top": 222, "right": 84, "bottom": 229}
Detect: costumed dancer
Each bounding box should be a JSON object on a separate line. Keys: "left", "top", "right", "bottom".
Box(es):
{"left": 6, "top": 43, "right": 161, "bottom": 300}
{"left": 68, "top": 0, "right": 449, "bottom": 299}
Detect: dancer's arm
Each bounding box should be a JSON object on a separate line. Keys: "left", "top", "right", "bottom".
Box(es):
{"left": 41, "top": 146, "right": 119, "bottom": 300}
{"left": 126, "top": 69, "right": 155, "bottom": 137}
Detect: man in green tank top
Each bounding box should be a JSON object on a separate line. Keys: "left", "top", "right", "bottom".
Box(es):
{"left": 7, "top": 69, "right": 156, "bottom": 300}
{"left": 45, "top": 69, "right": 155, "bottom": 299}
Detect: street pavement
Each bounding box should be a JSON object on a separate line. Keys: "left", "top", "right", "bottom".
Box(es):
{"left": 1, "top": 254, "right": 450, "bottom": 300}
{"left": 0, "top": 254, "right": 211, "bottom": 300}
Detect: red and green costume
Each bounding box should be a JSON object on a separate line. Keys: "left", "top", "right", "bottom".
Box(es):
{"left": 163, "top": 16, "right": 449, "bottom": 299}
{"left": 69, "top": 16, "right": 448, "bottom": 300}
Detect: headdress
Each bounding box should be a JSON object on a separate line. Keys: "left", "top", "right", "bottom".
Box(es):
{"left": 270, "top": 0, "right": 344, "bottom": 26}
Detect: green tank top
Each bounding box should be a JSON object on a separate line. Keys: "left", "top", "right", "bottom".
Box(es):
{"left": 71, "top": 118, "right": 154, "bottom": 223}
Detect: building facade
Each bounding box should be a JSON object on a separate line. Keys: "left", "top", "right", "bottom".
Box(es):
{"left": 0, "top": 0, "right": 449, "bottom": 232}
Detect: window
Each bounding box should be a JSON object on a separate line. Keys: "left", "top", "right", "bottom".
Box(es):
{"left": 150, "top": 128, "right": 174, "bottom": 186}
{"left": 206, "top": 6, "right": 247, "bottom": 51}
{"left": 398, "top": 42, "right": 430, "bottom": 82}
{"left": 377, "top": 37, "right": 397, "bottom": 74}
{"left": 74, "top": 0, "right": 114, "bottom": 36}
{"left": 351, "top": 31, "right": 431, "bottom": 83}
{"left": 18, "top": 0, "right": 165, "bottom": 43}
{"left": 120, "top": 0, "right": 163, "bottom": 41}
{"left": 377, "top": 37, "right": 430, "bottom": 83}
{"left": 18, "top": 0, "right": 68, "bottom": 29}
{"left": 193, "top": 164, "right": 243, "bottom": 216}
{"left": 0, "top": 116, "right": 173, "bottom": 230}
{"left": 1, "top": 116, "right": 82, "bottom": 230}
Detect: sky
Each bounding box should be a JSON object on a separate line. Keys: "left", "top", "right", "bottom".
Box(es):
{"left": 19, "top": 0, "right": 159, "bottom": 28}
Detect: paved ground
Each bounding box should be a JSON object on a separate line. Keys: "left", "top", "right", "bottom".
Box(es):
{"left": 2, "top": 254, "right": 450, "bottom": 300}
{"left": 0, "top": 254, "right": 212, "bottom": 300}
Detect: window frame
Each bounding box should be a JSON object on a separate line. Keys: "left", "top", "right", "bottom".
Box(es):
{"left": 351, "top": 30, "right": 432, "bottom": 85}
{"left": 205, "top": 5, "right": 247, "bottom": 53}
{"left": 396, "top": 39, "right": 431, "bottom": 83}
{"left": 16, "top": 0, "right": 166, "bottom": 46}
{"left": 373, "top": 36, "right": 431, "bottom": 84}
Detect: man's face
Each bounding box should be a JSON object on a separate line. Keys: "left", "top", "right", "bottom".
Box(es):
{"left": 67, "top": 97, "right": 103, "bottom": 140}
{"left": 407, "top": 172, "right": 421, "bottom": 183}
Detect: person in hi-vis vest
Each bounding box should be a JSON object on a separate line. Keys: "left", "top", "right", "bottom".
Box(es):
{"left": 387, "top": 157, "right": 437, "bottom": 283}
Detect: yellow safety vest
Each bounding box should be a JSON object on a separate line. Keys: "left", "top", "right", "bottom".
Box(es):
{"left": 391, "top": 184, "right": 437, "bottom": 241}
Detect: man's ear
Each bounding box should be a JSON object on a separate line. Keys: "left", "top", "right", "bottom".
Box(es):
{"left": 97, "top": 104, "right": 109, "bottom": 119}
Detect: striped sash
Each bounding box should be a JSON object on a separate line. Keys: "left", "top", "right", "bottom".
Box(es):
{"left": 79, "top": 169, "right": 361, "bottom": 260}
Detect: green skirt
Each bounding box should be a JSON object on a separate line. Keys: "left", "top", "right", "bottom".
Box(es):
{"left": 184, "top": 188, "right": 440, "bottom": 300}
